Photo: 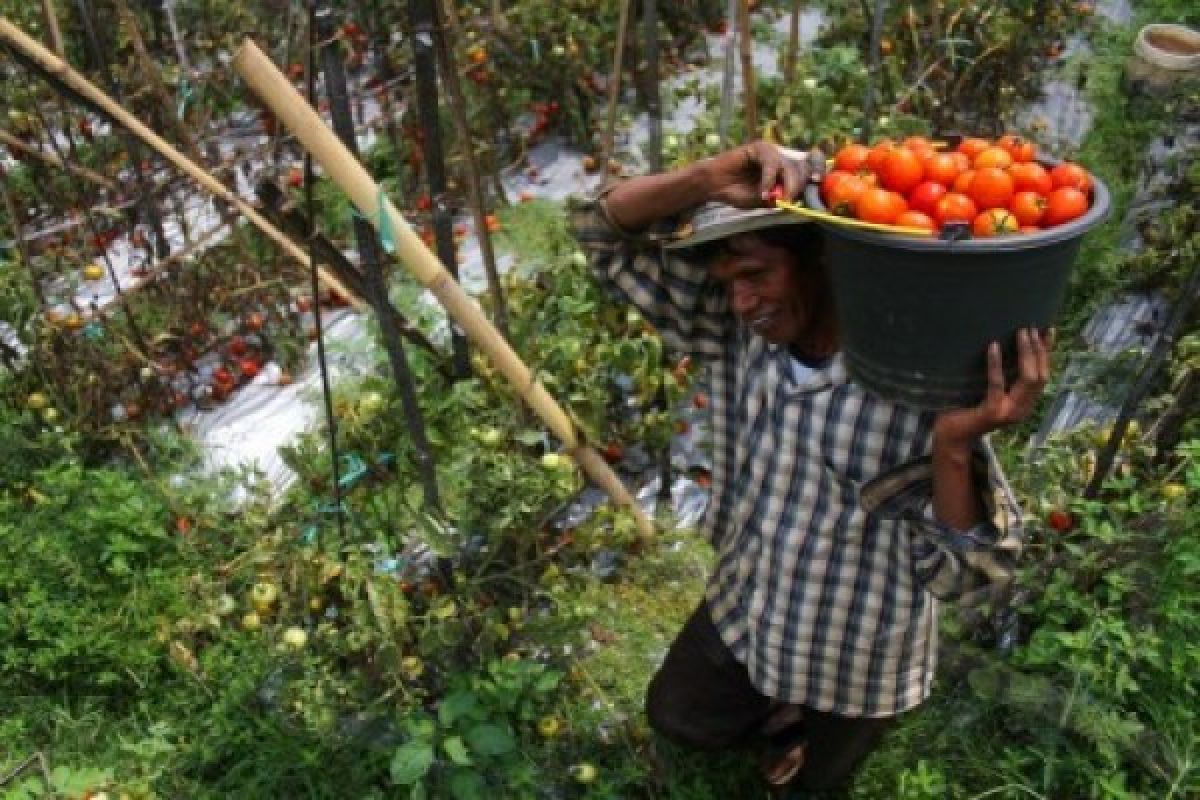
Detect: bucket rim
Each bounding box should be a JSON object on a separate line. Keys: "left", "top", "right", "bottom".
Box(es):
{"left": 804, "top": 156, "right": 1111, "bottom": 253}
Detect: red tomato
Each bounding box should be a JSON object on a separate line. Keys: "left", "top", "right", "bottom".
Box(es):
{"left": 1009, "top": 162, "right": 1053, "bottom": 195}
{"left": 1046, "top": 509, "right": 1074, "bottom": 532}
{"left": 972, "top": 208, "right": 1019, "bottom": 237}
{"left": 901, "top": 135, "right": 936, "bottom": 161}
{"left": 996, "top": 134, "right": 1037, "bottom": 163}
{"left": 969, "top": 167, "right": 1015, "bottom": 210}
{"left": 1009, "top": 191, "right": 1047, "bottom": 226}
{"left": 866, "top": 140, "right": 897, "bottom": 173}
{"left": 825, "top": 174, "right": 869, "bottom": 216}
{"left": 973, "top": 147, "right": 1014, "bottom": 170}
{"left": 833, "top": 144, "right": 871, "bottom": 173}
{"left": 952, "top": 169, "right": 976, "bottom": 195}
{"left": 1050, "top": 162, "right": 1093, "bottom": 193}
{"left": 1043, "top": 187, "right": 1089, "bottom": 225}
{"left": 907, "top": 181, "right": 947, "bottom": 216}
{"left": 957, "top": 137, "right": 991, "bottom": 160}
{"left": 934, "top": 192, "right": 978, "bottom": 226}
{"left": 821, "top": 170, "right": 854, "bottom": 200}
{"left": 894, "top": 210, "right": 937, "bottom": 233}
{"left": 855, "top": 188, "right": 907, "bottom": 224}
{"left": 879, "top": 148, "right": 925, "bottom": 194}
{"left": 950, "top": 152, "right": 971, "bottom": 174}
{"left": 923, "top": 153, "right": 962, "bottom": 187}
{"left": 240, "top": 359, "right": 261, "bottom": 379}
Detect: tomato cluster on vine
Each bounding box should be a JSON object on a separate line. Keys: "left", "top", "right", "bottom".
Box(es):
{"left": 821, "top": 135, "right": 1094, "bottom": 237}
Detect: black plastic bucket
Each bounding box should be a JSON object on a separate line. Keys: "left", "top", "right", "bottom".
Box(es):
{"left": 805, "top": 169, "right": 1110, "bottom": 410}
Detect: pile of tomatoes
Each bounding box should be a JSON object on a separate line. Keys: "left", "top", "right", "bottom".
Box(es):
{"left": 820, "top": 135, "right": 1094, "bottom": 237}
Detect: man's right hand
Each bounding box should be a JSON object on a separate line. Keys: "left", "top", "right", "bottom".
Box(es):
{"left": 604, "top": 141, "right": 822, "bottom": 234}
{"left": 704, "top": 141, "right": 820, "bottom": 209}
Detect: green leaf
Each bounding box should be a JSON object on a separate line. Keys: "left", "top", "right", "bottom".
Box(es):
{"left": 443, "top": 735, "right": 473, "bottom": 766}
{"left": 439, "top": 689, "right": 480, "bottom": 727}
{"left": 465, "top": 722, "right": 515, "bottom": 757}
{"left": 447, "top": 769, "right": 486, "bottom": 800}
{"left": 390, "top": 741, "right": 435, "bottom": 785}
{"left": 533, "top": 670, "right": 562, "bottom": 693}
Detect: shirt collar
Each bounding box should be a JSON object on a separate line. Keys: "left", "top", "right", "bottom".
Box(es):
{"left": 766, "top": 342, "right": 848, "bottom": 394}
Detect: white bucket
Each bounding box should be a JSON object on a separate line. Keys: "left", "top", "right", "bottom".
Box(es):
{"left": 1127, "top": 24, "right": 1200, "bottom": 94}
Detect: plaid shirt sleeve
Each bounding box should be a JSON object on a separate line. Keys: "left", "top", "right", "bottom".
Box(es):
{"left": 859, "top": 438, "right": 1025, "bottom": 603}
{"left": 567, "top": 192, "right": 732, "bottom": 359}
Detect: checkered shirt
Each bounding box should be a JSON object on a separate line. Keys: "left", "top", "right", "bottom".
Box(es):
{"left": 571, "top": 197, "right": 1025, "bottom": 717}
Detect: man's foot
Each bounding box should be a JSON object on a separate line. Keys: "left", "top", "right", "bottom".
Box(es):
{"left": 760, "top": 705, "right": 807, "bottom": 792}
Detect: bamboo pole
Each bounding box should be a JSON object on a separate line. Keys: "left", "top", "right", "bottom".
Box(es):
{"left": 233, "top": 39, "right": 656, "bottom": 543}
{"left": 0, "top": 17, "right": 363, "bottom": 310}
{"left": 0, "top": 127, "right": 117, "bottom": 191}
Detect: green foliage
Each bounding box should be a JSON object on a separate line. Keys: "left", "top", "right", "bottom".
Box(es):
{"left": 389, "top": 658, "right": 561, "bottom": 798}
{"left": 0, "top": 455, "right": 183, "bottom": 699}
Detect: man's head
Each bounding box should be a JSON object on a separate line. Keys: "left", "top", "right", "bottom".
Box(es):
{"left": 691, "top": 222, "right": 835, "bottom": 354}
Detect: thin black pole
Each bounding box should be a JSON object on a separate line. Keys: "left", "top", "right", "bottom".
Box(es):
{"left": 431, "top": 0, "right": 509, "bottom": 340}
{"left": 1084, "top": 261, "right": 1200, "bottom": 499}
{"left": 305, "top": 2, "right": 347, "bottom": 542}
{"left": 316, "top": 6, "right": 442, "bottom": 513}
{"left": 641, "top": 0, "right": 672, "bottom": 512}
{"left": 408, "top": 0, "right": 471, "bottom": 378}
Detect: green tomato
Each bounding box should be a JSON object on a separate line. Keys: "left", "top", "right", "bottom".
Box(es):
{"left": 537, "top": 715, "right": 562, "bottom": 738}
{"left": 541, "top": 452, "right": 568, "bottom": 470}
{"left": 1162, "top": 483, "right": 1187, "bottom": 501}
{"left": 215, "top": 593, "right": 237, "bottom": 616}
{"left": 250, "top": 581, "right": 280, "bottom": 614}
{"left": 358, "top": 391, "right": 385, "bottom": 414}
{"left": 282, "top": 626, "right": 308, "bottom": 649}
{"left": 570, "top": 763, "right": 598, "bottom": 784}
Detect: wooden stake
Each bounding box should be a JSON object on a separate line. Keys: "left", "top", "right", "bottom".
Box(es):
{"left": 115, "top": 0, "right": 205, "bottom": 165}
{"left": 0, "top": 17, "right": 363, "bottom": 310}
{"left": 432, "top": 0, "right": 509, "bottom": 339}
{"left": 39, "top": 0, "right": 63, "bottom": 56}
{"left": 0, "top": 127, "right": 118, "bottom": 191}
{"left": 737, "top": 0, "right": 757, "bottom": 139}
{"left": 717, "top": 0, "right": 738, "bottom": 145}
{"left": 234, "top": 39, "right": 656, "bottom": 543}
{"left": 784, "top": 0, "right": 802, "bottom": 84}
{"left": 599, "top": 0, "right": 632, "bottom": 178}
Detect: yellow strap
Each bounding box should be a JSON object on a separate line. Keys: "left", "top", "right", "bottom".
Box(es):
{"left": 774, "top": 199, "right": 934, "bottom": 237}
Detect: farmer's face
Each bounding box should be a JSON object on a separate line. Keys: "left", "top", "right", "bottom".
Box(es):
{"left": 709, "top": 232, "right": 829, "bottom": 348}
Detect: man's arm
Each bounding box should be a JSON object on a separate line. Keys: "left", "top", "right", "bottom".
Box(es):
{"left": 932, "top": 328, "right": 1052, "bottom": 531}
{"left": 604, "top": 141, "right": 812, "bottom": 232}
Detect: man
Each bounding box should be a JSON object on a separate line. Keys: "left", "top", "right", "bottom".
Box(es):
{"left": 570, "top": 141, "right": 1050, "bottom": 796}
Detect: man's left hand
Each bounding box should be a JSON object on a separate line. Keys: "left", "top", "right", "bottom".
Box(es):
{"left": 933, "top": 327, "right": 1054, "bottom": 449}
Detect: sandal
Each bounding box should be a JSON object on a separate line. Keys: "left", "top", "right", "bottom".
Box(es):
{"left": 760, "top": 710, "right": 808, "bottom": 790}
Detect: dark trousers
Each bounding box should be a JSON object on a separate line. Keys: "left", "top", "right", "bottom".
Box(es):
{"left": 646, "top": 602, "right": 895, "bottom": 794}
